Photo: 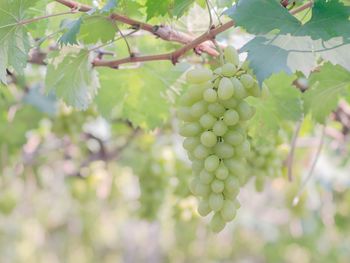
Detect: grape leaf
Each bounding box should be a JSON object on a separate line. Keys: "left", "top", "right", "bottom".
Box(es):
{"left": 242, "top": 35, "right": 350, "bottom": 84}
{"left": 0, "top": 0, "right": 40, "bottom": 83}
{"left": 45, "top": 49, "right": 100, "bottom": 110}
{"left": 58, "top": 18, "right": 82, "bottom": 46}
{"left": 145, "top": 0, "right": 171, "bottom": 20}
{"left": 247, "top": 73, "right": 302, "bottom": 137}
{"left": 172, "top": 0, "right": 195, "bottom": 18}
{"left": 96, "top": 62, "right": 185, "bottom": 129}
{"left": 79, "top": 15, "right": 116, "bottom": 44}
{"left": 297, "top": 0, "right": 350, "bottom": 40}
{"left": 303, "top": 63, "right": 350, "bottom": 124}
{"left": 227, "top": 0, "right": 301, "bottom": 34}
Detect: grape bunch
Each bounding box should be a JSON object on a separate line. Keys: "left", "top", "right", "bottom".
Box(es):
{"left": 246, "top": 133, "right": 289, "bottom": 192}
{"left": 177, "top": 46, "right": 260, "bottom": 232}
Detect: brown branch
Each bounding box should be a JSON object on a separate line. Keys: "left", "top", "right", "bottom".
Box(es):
{"left": 289, "top": 1, "right": 313, "bottom": 15}
{"left": 92, "top": 21, "right": 234, "bottom": 68}
{"left": 54, "top": 0, "right": 219, "bottom": 56}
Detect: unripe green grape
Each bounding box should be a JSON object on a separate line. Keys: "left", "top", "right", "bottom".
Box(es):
{"left": 186, "top": 68, "right": 213, "bottom": 84}
{"left": 192, "top": 160, "right": 204, "bottom": 173}
{"left": 177, "top": 107, "right": 196, "bottom": 122}
{"left": 203, "top": 88, "right": 217, "bottom": 103}
{"left": 231, "top": 78, "right": 248, "bottom": 99}
{"left": 189, "top": 177, "right": 200, "bottom": 195}
{"left": 218, "top": 77, "right": 234, "bottom": 100}
{"left": 204, "top": 155, "right": 220, "bottom": 172}
{"left": 211, "top": 179, "right": 225, "bottom": 193}
{"left": 237, "top": 101, "right": 255, "bottom": 121}
{"left": 224, "top": 176, "right": 240, "bottom": 193}
{"left": 254, "top": 156, "right": 266, "bottom": 168}
{"left": 178, "top": 93, "right": 193, "bottom": 106}
{"left": 199, "top": 113, "right": 216, "bottom": 129}
{"left": 193, "top": 144, "right": 211, "bottom": 159}
{"left": 209, "top": 193, "right": 224, "bottom": 211}
{"left": 214, "top": 142, "right": 234, "bottom": 159}
{"left": 213, "top": 120, "right": 228, "bottom": 136}
{"left": 208, "top": 103, "right": 225, "bottom": 118}
{"left": 210, "top": 213, "right": 226, "bottom": 232}
{"left": 220, "top": 98, "right": 238, "bottom": 108}
{"left": 235, "top": 140, "right": 250, "bottom": 157}
{"left": 215, "top": 163, "right": 229, "bottom": 180}
{"left": 186, "top": 85, "right": 206, "bottom": 102}
{"left": 223, "top": 109, "right": 239, "bottom": 126}
{"left": 198, "top": 199, "right": 211, "bottom": 216}
{"left": 224, "top": 158, "right": 246, "bottom": 176}
{"left": 200, "top": 131, "right": 217, "bottom": 148}
{"left": 213, "top": 77, "right": 221, "bottom": 88}
{"left": 183, "top": 137, "right": 200, "bottom": 152}
{"left": 214, "top": 67, "right": 222, "bottom": 75}
{"left": 179, "top": 123, "right": 202, "bottom": 137}
{"left": 221, "top": 63, "right": 237, "bottom": 77}
{"left": 220, "top": 200, "right": 237, "bottom": 222}
{"left": 197, "top": 182, "right": 211, "bottom": 197}
{"left": 191, "top": 101, "right": 207, "bottom": 118}
{"left": 199, "top": 170, "right": 214, "bottom": 184}
{"left": 240, "top": 74, "right": 254, "bottom": 89}
{"left": 248, "top": 84, "right": 261, "bottom": 97}
{"left": 224, "top": 46, "right": 239, "bottom": 66}
{"left": 224, "top": 130, "right": 245, "bottom": 146}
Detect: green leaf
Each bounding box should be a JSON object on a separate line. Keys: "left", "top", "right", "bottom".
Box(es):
{"left": 303, "top": 63, "right": 350, "bottom": 123}
{"left": 79, "top": 15, "right": 116, "bottom": 44}
{"left": 297, "top": 0, "right": 350, "bottom": 40}
{"left": 58, "top": 18, "right": 82, "bottom": 46}
{"left": 247, "top": 72, "right": 302, "bottom": 137}
{"left": 242, "top": 35, "right": 350, "bottom": 84}
{"left": 96, "top": 62, "right": 184, "bottom": 129}
{"left": 101, "top": 0, "right": 118, "bottom": 13}
{"left": 0, "top": 0, "right": 39, "bottom": 83}
{"left": 145, "top": 0, "right": 171, "bottom": 20}
{"left": 227, "top": 0, "right": 301, "bottom": 34}
{"left": 172, "top": 0, "right": 195, "bottom": 18}
{"left": 45, "top": 49, "right": 100, "bottom": 110}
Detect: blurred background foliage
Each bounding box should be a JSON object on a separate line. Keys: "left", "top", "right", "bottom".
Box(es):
{"left": 1, "top": 0, "right": 350, "bottom": 262}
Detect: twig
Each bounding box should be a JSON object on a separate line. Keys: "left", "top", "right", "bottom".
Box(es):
{"left": 205, "top": 0, "right": 213, "bottom": 28}
{"left": 286, "top": 119, "right": 303, "bottom": 181}
{"left": 93, "top": 21, "right": 234, "bottom": 68}
{"left": 293, "top": 125, "right": 325, "bottom": 206}
{"left": 54, "top": 0, "right": 219, "bottom": 56}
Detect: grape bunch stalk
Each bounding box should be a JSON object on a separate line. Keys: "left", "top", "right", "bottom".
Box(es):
{"left": 177, "top": 46, "right": 260, "bottom": 232}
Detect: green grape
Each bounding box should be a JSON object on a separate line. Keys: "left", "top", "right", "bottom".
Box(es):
{"left": 186, "top": 85, "right": 206, "bottom": 102}
{"left": 210, "top": 212, "right": 226, "bottom": 232}
{"left": 183, "top": 137, "right": 200, "bottom": 152}
{"left": 199, "top": 113, "right": 217, "bottom": 129}
{"left": 224, "top": 176, "right": 240, "bottom": 194}
{"left": 248, "top": 84, "right": 261, "bottom": 97}
{"left": 208, "top": 103, "right": 225, "bottom": 118}
{"left": 179, "top": 123, "right": 202, "bottom": 137}
{"left": 177, "top": 107, "right": 196, "bottom": 122}
{"left": 199, "top": 170, "right": 214, "bottom": 184}
{"left": 231, "top": 78, "right": 248, "bottom": 99}
{"left": 203, "top": 88, "right": 217, "bottom": 103}
{"left": 237, "top": 101, "right": 255, "bottom": 121}
{"left": 198, "top": 199, "right": 211, "bottom": 216}
{"left": 215, "top": 163, "right": 229, "bottom": 180}
{"left": 211, "top": 179, "right": 225, "bottom": 193}
{"left": 224, "top": 46, "right": 239, "bottom": 66}
{"left": 240, "top": 74, "right": 254, "bottom": 89}
{"left": 221, "top": 63, "right": 237, "bottom": 77}
{"left": 193, "top": 144, "right": 211, "bottom": 159}
{"left": 200, "top": 131, "right": 217, "bottom": 147}
{"left": 191, "top": 101, "right": 208, "bottom": 118}
{"left": 224, "top": 159, "right": 246, "bottom": 176}
{"left": 196, "top": 182, "right": 211, "bottom": 197}
{"left": 220, "top": 200, "right": 237, "bottom": 222}
{"left": 220, "top": 97, "right": 238, "bottom": 108}
{"left": 189, "top": 178, "right": 200, "bottom": 195}
{"left": 218, "top": 77, "right": 234, "bottom": 100}
{"left": 214, "top": 142, "right": 234, "bottom": 159}
{"left": 209, "top": 193, "right": 224, "bottom": 211}
{"left": 186, "top": 68, "right": 213, "bottom": 84}
{"left": 204, "top": 155, "right": 220, "bottom": 172}
{"left": 213, "top": 120, "right": 228, "bottom": 136}
{"left": 235, "top": 140, "right": 250, "bottom": 157}
{"left": 192, "top": 160, "right": 204, "bottom": 173}
{"left": 224, "top": 130, "right": 245, "bottom": 146}
{"left": 214, "top": 67, "right": 222, "bottom": 75}
{"left": 223, "top": 109, "right": 239, "bottom": 126}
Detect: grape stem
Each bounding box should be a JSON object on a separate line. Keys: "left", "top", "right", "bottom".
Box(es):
{"left": 286, "top": 119, "right": 303, "bottom": 181}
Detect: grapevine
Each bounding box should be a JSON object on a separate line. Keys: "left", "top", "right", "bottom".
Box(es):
{"left": 177, "top": 46, "right": 260, "bottom": 232}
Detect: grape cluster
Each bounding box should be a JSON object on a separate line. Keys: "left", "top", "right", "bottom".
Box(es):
{"left": 246, "top": 134, "right": 289, "bottom": 192}
{"left": 177, "top": 46, "right": 260, "bottom": 232}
